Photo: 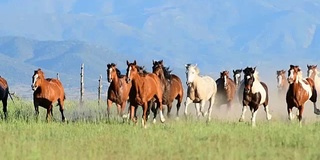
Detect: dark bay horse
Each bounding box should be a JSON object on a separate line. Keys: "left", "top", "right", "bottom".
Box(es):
{"left": 215, "top": 70, "right": 236, "bottom": 110}
{"left": 286, "top": 65, "right": 320, "bottom": 125}
{"left": 31, "top": 68, "right": 66, "bottom": 122}
{"left": 0, "top": 77, "right": 14, "bottom": 119}
{"left": 233, "top": 69, "right": 242, "bottom": 88}
{"left": 106, "top": 63, "right": 132, "bottom": 121}
{"left": 152, "top": 60, "right": 183, "bottom": 118}
{"left": 126, "top": 60, "right": 165, "bottom": 128}
{"left": 238, "top": 67, "right": 272, "bottom": 126}
{"left": 276, "top": 70, "right": 288, "bottom": 96}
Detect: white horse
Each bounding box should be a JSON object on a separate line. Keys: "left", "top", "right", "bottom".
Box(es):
{"left": 238, "top": 67, "right": 272, "bottom": 127}
{"left": 184, "top": 64, "right": 217, "bottom": 122}
{"left": 307, "top": 65, "right": 320, "bottom": 94}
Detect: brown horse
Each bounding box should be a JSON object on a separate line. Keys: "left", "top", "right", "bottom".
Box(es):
{"left": 0, "top": 77, "right": 14, "bottom": 119}
{"left": 215, "top": 70, "right": 236, "bottom": 110}
{"left": 31, "top": 68, "right": 66, "bottom": 122}
{"left": 286, "top": 65, "right": 320, "bottom": 125}
{"left": 126, "top": 60, "right": 165, "bottom": 128}
{"left": 276, "top": 70, "right": 288, "bottom": 96}
{"left": 106, "top": 63, "right": 132, "bottom": 121}
{"left": 233, "top": 69, "right": 242, "bottom": 88}
{"left": 152, "top": 60, "right": 184, "bottom": 118}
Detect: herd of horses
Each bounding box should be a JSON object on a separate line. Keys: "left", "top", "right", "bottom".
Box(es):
{"left": 0, "top": 61, "right": 320, "bottom": 127}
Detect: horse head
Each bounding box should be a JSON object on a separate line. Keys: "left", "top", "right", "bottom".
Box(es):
{"left": 287, "top": 65, "right": 301, "bottom": 84}
{"left": 152, "top": 60, "right": 164, "bottom": 76}
{"left": 307, "top": 64, "right": 317, "bottom": 78}
{"left": 126, "top": 60, "right": 138, "bottom": 83}
{"left": 185, "top": 63, "right": 199, "bottom": 86}
{"left": 107, "top": 63, "right": 121, "bottom": 83}
{"left": 220, "top": 70, "right": 230, "bottom": 90}
{"left": 233, "top": 69, "right": 242, "bottom": 86}
{"left": 276, "top": 70, "right": 286, "bottom": 88}
{"left": 31, "top": 68, "right": 45, "bottom": 91}
{"left": 243, "top": 67, "right": 256, "bottom": 93}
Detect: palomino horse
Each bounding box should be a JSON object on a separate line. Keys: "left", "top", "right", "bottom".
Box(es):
{"left": 126, "top": 60, "right": 165, "bottom": 128}
{"left": 238, "top": 67, "right": 272, "bottom": 126}
{"left": 307, "top": 65, "right": 320, "bottom": 94}
{"left": 106, "top": 63, "right": 132, "bottom": 121}
{"left": 276, "top": 70, "right": 288, "bottom": 96}
{"left": 287, "top": 65, "right": 320, "bottom": 125}
{"left": 215, "top": 70, "right": 236, "bottom": 110}
{"left": 184, "top": 64, "right": 217, "bottom": 122}
{"left": 0, "top": 77, "right": 14, "bottom": 119}
{"left": 152, "top": 60, "right": 184, "bottom": 118}
{"left": 233, "top": 69, "right": 242, "bottom": 88}
{"left": 31, "top": 68, "right": 66, "bottom": 122}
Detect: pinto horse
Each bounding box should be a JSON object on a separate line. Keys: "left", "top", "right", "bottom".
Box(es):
{"left": 276, "top": 70, "right": 288, "bottom": 96}
{"left": 215, "top": 70, "right": 236, "bottom": 110}
{"left": 0, "top": 77, "right": 14, "bottom": 119}
{"left": 233, "top": 69, "right": 242, "bottom": 88}
{"left": 126, "top": 60, "right": 165, "bottom": 128}
{"left": 184, "top": 64, "right": 217, "bottom": 122}
{"left": 307, "top": 65, "right": 320, "bottom": 95}
{"left": 31, "top": 68, "right": 66, "bottom": 122}
{"left": 238, "top": 67, "right": 272, "bottom": 126}
{"left": 152, "top": 60, "right": 184, "bottom": 118}
{"left": 106, "top": 63, "right": 132, "bottom": 121}
{"left": 287, "top": 65, "right": 320, "bottom": 125}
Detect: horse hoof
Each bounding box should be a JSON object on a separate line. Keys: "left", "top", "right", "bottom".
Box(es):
{"left": 314, "top": 109, "right": 320, "bottom": 115}
{"left": 160, "top": 117, "right": 166, "bottom": 123}
{"left": 239, "top": 118, "right": 244, "bottom": 122}
{"left": 267, "top": 115, "right": 272, "bottom": 121}
{"left": 153, "top": 119, "right": 156, "bottom": 124}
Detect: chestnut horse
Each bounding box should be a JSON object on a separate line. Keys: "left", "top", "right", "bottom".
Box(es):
{"left": 106, "top": 63, "right": 132, "bottom": 121}
{"left": 286, "top": 65, "right": 320, "bottom": 125}
{"left": 276, "top": 70, "right": 288, "bottom": 96}
{"left": 307, "top": 65, "right": 320, "bottom": 95}
{"left": 239, "top": 67, "right": 272, "bottom": 127}
{"left": 233, "top": 69, "right": 242, "bottom": 88}
{"left": 184, "top": 64, "right": 217, "bottom": 122}
{"left": 126, "top": 60, "right": 165, "bottom": 128}
{"left": 215, "top": 70, "right": 236, "bottom": 110}
{"left": 0, "top": 76, "right": 14, "bottom": 119}
{"left": 31, "top": 68, "right": 66, "bottom": 122}
{"left": 152, "top": 60, "right": 184, "bottom": 118}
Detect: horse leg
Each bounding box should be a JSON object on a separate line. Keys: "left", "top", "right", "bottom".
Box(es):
{"left": 167, "top": 103, "right": 172, "bottom": 118}
{"left": 195, "top": 103, "right": 201, "bottom": 119}
{"left": 157, "top": 100, "right": 165, "bottom": 123}
{"left": 107, "top": 99, "right": 113, "bottom": 121}
{"left": 46, "top": 105, "right": 53, "bottom": 122}
{"left": 176, "top": 97, "right": 182, "bottom": 118}
{"left": 298, "top": 106, "right": 304, "bottom": 127}
{"left": 142, "top": 102, "right": 148, "bottom": 128}
{"left": 184, "top": 97, "right": 192, "bottom": 116}
{"left": 264, "top": 104, "right": 272, "bottom": 121}
{"left": 34, "top": 102, "right": 40, "bottom": 121}
{"left": 251, "top": 107, "right": 258, "bottom": 127}
{"left": 239, "top": 105, "right": 248, "bottom": 122}
{"left": 2, "top": 98, "right": 7, "bottom": 120}
{"left": 287, "top": 106, "right": 294, "bottom": 121}
{"left": 313, "top": 102, "right": 320, "bottom": 115}
{"left": 58, "top": 99, "right": 66, "bottom": 122}
{"left": 120, "top": 103, "right": 128, "bottom": 122}
{"left": 200, "top": 100, "right": 207, "bottom": 117}
{"left": 130, "top": 104, "right": 137, "bottom": 124}
{"left": 207, "top": 96, "right": 215, "bottom": 122}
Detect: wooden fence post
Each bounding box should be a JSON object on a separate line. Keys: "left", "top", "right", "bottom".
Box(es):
{"left": 80, "top": 63, "right": 84, "bottom": 106}
{"left": 98, "top": 75, "right": 102, "bottom": 105}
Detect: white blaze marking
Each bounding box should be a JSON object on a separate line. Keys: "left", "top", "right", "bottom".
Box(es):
{"left": 224, "top": 75, "right": 227, "bottom": 87}
{"left": 277, "top": 75, "right": 282, "bottom": 86}
{"left": 32, "top": 74, "right": 38, "bottom": 86}
{"left": 128, "top": 66, "right": 132, "bottom": 77}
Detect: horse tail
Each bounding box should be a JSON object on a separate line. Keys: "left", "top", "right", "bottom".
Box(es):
{"left": 7, "top": 87, "right": 14, "bottom": 104}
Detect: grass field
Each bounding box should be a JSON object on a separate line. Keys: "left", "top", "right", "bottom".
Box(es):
{"left": 1, "top": 99, "right": 320, "bottom": 160}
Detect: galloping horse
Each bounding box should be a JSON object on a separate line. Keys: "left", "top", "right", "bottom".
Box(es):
{"left": 307, "top": 65, "right": 320, "bottom": 94}
{"left": 238, "top": 67, "right": 272, "bottom": 126}
{"left": 31, "top": 68, "right": 66, "bottom": 122}
{"left": 276, "top": 70, "right": 288, "bottom": 96}
{"left": 287, "top": 65, "right": 320, "bottom": 125}
{"left": 184, "top": 64, "right": 217, "bottom": 122}
{"left": 233, "top": 69, "right": 242, "bottom": 88}
{"left": 152, "top": 60, "right": 184, "bottom": 118}
{"left": 0, "top": 77, "right": 14, "bottom": 119}
{"left": 215, "top": 70, "right": 236, "bottom": 110}
{"left": 126, "top": 60, "right": 165, "bottom": 128}
{"left": 106, "top": 63, "right": 132, "bottom": 121}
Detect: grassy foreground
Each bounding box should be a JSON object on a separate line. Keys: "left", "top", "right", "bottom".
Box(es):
{"left": 0, "top": 100, "right": 320, "bottom": 160}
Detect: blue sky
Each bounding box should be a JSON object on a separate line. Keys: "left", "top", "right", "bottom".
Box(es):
{"left": 0, "top": 0, "right": 319, "bottom": 79}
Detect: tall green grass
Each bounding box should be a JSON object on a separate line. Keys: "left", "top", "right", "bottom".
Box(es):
{"left": 0, "top": 99, "right": 320, "bottom": 160}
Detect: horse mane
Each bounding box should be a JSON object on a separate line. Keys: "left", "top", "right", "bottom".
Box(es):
{"left": 137, "top": 65, "right": 149, "bottom": 76}
{"left": 163, "top": 66, "right": 172, "bottom": 79}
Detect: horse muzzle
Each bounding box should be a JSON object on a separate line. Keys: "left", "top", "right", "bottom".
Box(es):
{"left": 31, "top": 85, "right": 37, "bottom": 91}
{"left": 126, "top": 78, "right": 131, "bottom": 83}
{"left": 107, "top": 78, "right": 112, "bottom": 83}
{"left": 287, "top": 78, "right": 293, "bottom": 84}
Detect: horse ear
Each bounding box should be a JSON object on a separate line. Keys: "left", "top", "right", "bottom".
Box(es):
{"left": 233, "top": 70, "right": 235, "bottom": 73}
{"left": 307, "top": 65, "right": 310, "bottom": 68}
{"left": 153, "top": 60, "right": 155, "bottom": 65}
{"left": 160, "top": 60, "right": 163, "bottom": 65}
{"left": 316, "top": 65, "right": 318, "bottom": 68}
{"left": 133, "top": 60, "right": 136, "bottom": 65}
{"left": 126, "top": 60, "right": 130, "bottom": 65}
{"left": 107, "top": 64, "right": 110, "bottom": 68}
